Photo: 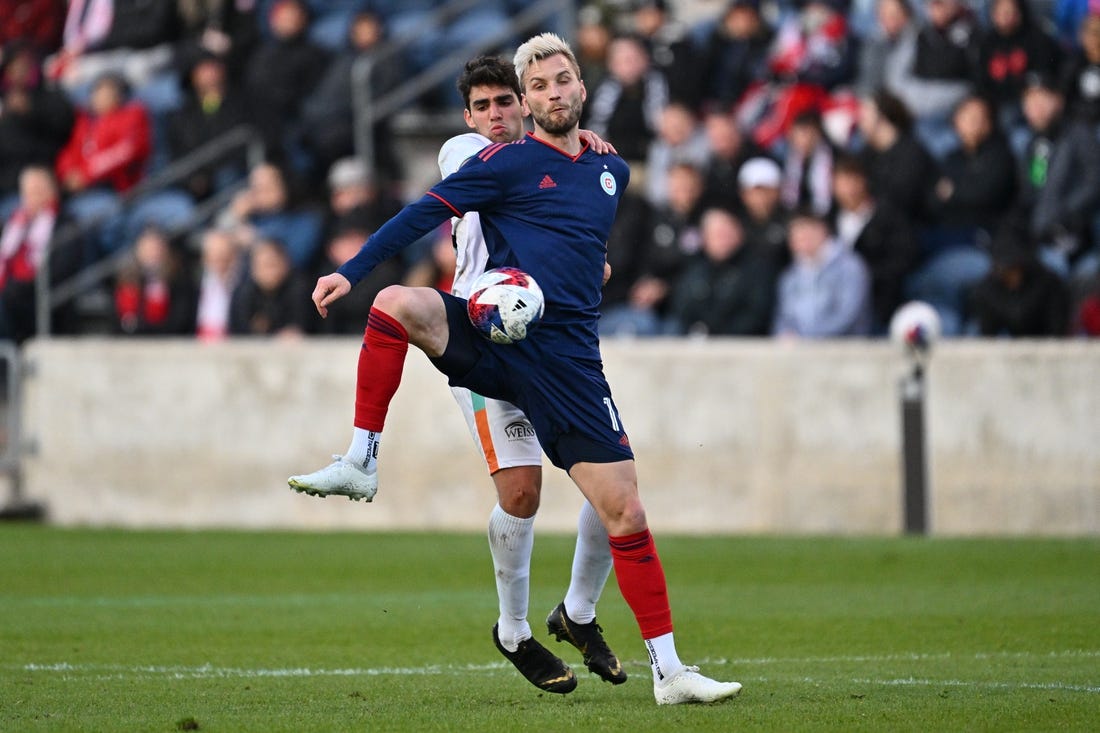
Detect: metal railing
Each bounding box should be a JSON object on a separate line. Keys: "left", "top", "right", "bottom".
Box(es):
{"left": 34, "top": 124, "right": 265, "bottom": 337}
{"left": 0, "top": 341, "right": 40, "bottom": 519}
{"left": 352, "top": 0, "right": 575, "bottom": 167}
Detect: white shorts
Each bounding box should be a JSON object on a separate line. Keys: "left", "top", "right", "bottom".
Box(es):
{"left": 450, "top": 386, "right": 542, "bottom": 473}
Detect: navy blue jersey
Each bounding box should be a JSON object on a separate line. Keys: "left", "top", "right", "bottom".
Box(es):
{"left": 338, "top": 133, "right": 629, "bottom": 358}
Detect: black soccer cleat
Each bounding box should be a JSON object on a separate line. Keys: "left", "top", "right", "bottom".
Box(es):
{"left": 546, "top": 602, "right": 628, "bottom": 685}
{"left": 493, "top": 623, "right": 577, "bottom": 694}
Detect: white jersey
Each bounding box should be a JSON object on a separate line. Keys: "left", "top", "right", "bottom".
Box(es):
{"left": 438, "top": 132, "right": 493, "bottom": 298}
{"left": 438, "top": 132, "right": 542, "bottom": 472}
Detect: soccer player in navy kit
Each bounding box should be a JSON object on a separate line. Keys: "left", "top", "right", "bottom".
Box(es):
{"left": 290, "top": 33, "right": 741, "bottom": 705}
{"left": 311, "top": 54, "right": 626, "bottom": 695}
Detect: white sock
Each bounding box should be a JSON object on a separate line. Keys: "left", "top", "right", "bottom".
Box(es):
{"left": 345, "top": 428, "right": 380, "bottom": 471}
{"left": 488, "top": 504, "right": 534, "bottom": 652}
{"left": 563, "top": 500, "right": 612, "bottom": 624}
{"left": 646, "top": 632, "right": 684, "bottom": 684}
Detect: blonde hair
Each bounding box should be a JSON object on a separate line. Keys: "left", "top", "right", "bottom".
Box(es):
{"left": 513, "top": 32, "right": 581, "bottom": 89}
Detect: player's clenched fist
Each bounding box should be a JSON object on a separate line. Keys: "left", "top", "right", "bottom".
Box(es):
{"left": 312, "top": 272, "right": 351, "bottom": 318}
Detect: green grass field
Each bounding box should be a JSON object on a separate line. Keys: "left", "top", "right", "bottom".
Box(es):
{"left": 2, "top": 527, "right": 1097, "bottom": 732}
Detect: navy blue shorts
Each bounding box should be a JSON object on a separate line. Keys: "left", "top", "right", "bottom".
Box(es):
{"left": 429, "top": 291, "right": 634, "bottom": 470}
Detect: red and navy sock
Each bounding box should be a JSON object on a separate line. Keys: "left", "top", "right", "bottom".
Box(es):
{"left": 353, "top": 308, "right": 409, "bottom": 432}
{"left": 608, "top": 529, "right": 674, "bottom": 638}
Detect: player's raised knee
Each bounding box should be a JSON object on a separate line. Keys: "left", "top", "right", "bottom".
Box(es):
{"left": 372, "top": 284, "right": 416, "bottom": 317}
{"left": 372, "top": 286, "right": 437, "bottom": 329}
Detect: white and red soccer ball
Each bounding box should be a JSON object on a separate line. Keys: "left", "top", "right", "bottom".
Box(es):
{"left": 889, "top": 301, "right": 941, "bottom": 355}
{"left": 467, "top": 267, "right": 545, "bottom": 345}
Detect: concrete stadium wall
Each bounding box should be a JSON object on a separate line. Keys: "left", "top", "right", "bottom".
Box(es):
{"left": 18, "top": 338, "right": 1100, "bottom": 536}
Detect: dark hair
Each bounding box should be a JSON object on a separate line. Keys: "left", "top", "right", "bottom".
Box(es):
{"left": 92, "top": 71, "right": 131, "bottom": 99}
{"left": 457, "top": 55, "right": 521, "bottom": 110}
{"left": 871, "top": 89, "right": 913, "bottom": 134}
{"left": 254, "top": 236, "right": 291, "bottom": 260}
{"left": 990, "top": 213, "right": 1036, "bottom": 268}
{"left": 832, "top": 153, "right": 867, "bottom": 179}
{"left": 791, "top": 108, "right": 823, "bottom": 130}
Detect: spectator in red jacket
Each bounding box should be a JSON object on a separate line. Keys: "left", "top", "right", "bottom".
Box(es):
{"left": 55, "top": 72, "right": 153, "bottom": 260}
{"left": 55, "top": 73, "right": 151, "bottom": 195}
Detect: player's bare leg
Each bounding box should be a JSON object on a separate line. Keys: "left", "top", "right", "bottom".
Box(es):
{"left": 288, "top": 286, "right": 449, "bottom": 500}
{"left": 569, "top": 460, "right": 742, "bottom": 704}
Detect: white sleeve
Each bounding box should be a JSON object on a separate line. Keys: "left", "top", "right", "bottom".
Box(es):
{"left": 438, "top": 133, "right": 493, "bottom": 179}
{"left": 438, "top": 133, "right": 493, "bottom": 297}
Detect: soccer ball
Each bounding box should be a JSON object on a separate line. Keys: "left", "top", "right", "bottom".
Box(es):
{"left": 467, "top": 267, "right": 545, "bottom": 345}
{"left": 889, "top": 301, "right": 941, "bottom": 355}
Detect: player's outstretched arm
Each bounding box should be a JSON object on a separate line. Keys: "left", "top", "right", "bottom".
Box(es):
{"left": 311, "top": 272, "right": 351, "bottom": 318}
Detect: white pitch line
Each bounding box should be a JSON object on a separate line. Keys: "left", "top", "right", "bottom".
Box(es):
{"left": 721, "top": 649, "right": 1100, "bottom": 666}
{"left": 1, "top": 592, "right": 387, "bottom": 609}
{"left": 845, "top": 677, "right": 1100, "bottom": 694}
{"left": 14, "top": 651, "right": 1100, "bottom": 693}
{"left": 21, "top": 661, "right": 514, "bottom": 680}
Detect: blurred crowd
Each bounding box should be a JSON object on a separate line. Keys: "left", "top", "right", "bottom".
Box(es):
{"left": 1, "top": 0, "right": 1099, "bottom": 343}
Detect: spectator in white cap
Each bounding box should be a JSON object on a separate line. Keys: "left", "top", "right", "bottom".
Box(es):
{"left": 327, "top": 157, "right": 373, "bottom": 218}
{"left": 737, "top": 156, "right": 790, "bottom": 269}
{"left": 323, "top": 156, "right": 401, "bottom": 244}
{"left": 738, "top": 156, "right": 781, "bottom": 190}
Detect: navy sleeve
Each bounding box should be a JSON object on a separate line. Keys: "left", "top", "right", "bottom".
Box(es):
{"left": 335, "top": 154, "right": 506, "bottom": 287}
{"left": 335, "top": 193, "right": 457, "bottom": 286}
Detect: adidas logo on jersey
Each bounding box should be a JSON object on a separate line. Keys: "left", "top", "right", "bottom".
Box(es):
{"left": 538, "top": 174, "right": 557, "bottom": 189}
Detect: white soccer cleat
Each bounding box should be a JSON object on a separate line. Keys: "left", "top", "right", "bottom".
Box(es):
{"left": 653, "top": 665, "right": 742, "bottom": 705}
{"left": 288, "top": 455, "right": 378, "bottom": 502}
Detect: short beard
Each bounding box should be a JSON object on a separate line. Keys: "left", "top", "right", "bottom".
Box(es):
{"left": 532, "top": 99, "right": 582, "bottom": 135}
